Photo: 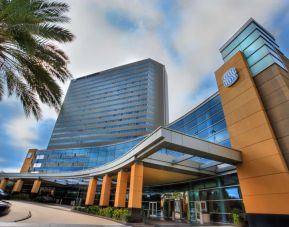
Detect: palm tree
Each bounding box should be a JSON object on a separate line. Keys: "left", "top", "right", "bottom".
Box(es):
{"left": 0, "top": 0, "right": 74, "bottom": 119}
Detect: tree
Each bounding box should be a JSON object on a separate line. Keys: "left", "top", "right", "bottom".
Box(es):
{"left": 0, "top": 0, "right": 74, "bottom": 119}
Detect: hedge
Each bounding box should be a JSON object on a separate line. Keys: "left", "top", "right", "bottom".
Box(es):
{"left": 74, "top": 206, "right": 130, "bottom": 221}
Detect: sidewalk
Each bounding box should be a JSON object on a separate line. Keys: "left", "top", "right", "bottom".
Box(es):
{"left": 0, "top": 200, "right": 125, "bottom": 226}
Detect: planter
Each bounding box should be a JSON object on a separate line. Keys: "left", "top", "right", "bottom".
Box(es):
{"left": 72, "top": 209, "right": 144, "bottom": 225}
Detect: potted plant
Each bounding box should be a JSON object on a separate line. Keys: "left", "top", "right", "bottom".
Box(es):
{"left": 232, "top": 208, "right": 240, "bottom": 225}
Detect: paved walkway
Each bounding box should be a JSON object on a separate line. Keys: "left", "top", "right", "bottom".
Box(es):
{"left": 0, "top": 201, "right": 235, "bottom": 227}
{"left": 0, "top": 200, "right": 125, "bottom": 226}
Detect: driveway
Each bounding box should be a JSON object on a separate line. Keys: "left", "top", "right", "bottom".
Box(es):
{"left": 0, "top": 200, "right": 125, "bottom": 226}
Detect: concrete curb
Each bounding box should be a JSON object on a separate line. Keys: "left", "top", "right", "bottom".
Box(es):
{"left": 14, "top": 211, "right": 31, "bottom": 222}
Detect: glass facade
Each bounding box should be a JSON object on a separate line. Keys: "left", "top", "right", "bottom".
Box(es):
{"left": 31, "top": 137, "right": 144, "bottom": 173}
{"left": 187, "top": 174, "right": 244, "bottom": 223}
{"left": 143, "top": 173, "right": 244, "bottom": 224}
{"left": 168, "top": 93, "right": 230, "bottom": 148}
{"left": 48, "top": 58, "right": 168, "bottom": 150}
{"left": 32, "top": 91, "right": 229, "bottom": 173}
{"left": 30, "top": 59, "right": 168, "bottom": 173}
{"left": 220, "top": 19, "right": 287, "bottom": 76}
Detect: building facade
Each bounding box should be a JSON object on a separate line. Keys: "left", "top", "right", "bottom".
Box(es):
{"left": 1, "top": 18, "right": 289, "bottom": 227}
{"left": 30, "top": 59, "right": 169, "bottom": 172}
{"left": 49, "top": 58, "right": 168, "bottom": 150}
{"left": 215, "top": 18, "right": 289, "bottom": 226}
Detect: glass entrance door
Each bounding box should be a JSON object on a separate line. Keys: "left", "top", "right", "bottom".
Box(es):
{"left": 195, "top": 201, "right": 202, "bottom": 223}
{"left": 149, "top": 202, "right": 158, "bottom": 217}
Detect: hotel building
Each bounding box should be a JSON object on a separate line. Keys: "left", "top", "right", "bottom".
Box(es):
{"left": 1, "top": 18, "right": 289, "bottom": 227}
{"left": 31, "top": 59, "right": 168, "bottom": 172}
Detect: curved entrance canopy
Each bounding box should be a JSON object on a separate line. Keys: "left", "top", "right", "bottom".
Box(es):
{"left": 0, "top": 127, "right": 242, "bottom": 181}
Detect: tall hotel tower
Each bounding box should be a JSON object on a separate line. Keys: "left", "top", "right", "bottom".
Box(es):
{"left": 30, "top": 59, "right": 168, "bottom": 172}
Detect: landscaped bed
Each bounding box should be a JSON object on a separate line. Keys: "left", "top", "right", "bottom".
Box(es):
{"left": 73, "top": 205, "right": 143, "bottom": 223}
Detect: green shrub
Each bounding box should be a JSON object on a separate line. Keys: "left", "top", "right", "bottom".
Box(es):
{"left": 112, "top": 208, "right": 129, "bottom": 221}
{"left": 88, "top": 205, "right": 99, "bottom": 214}
{"left": 99, "top": 207, "right": 114, "bottom": 217}
{"left": 74, "top": 206, "right": 130, "bottom": 222}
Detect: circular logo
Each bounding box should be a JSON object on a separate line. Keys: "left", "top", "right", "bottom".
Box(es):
{"left": 222, "top": 68, "right": 239, "bottom": 87}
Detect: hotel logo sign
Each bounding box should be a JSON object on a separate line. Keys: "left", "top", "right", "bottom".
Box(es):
{"left": 222, "top": 68, "right": 239, "bottom": 87}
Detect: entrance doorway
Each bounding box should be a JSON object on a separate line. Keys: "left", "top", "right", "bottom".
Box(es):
{"left": 193, "top": 201, "right": 209, "bottom": 224}
{"left": 162, "top": 192, "right": 189, "bottom": 220}
{"left": 148, "top": 202, "right": 158, "bottom": 217}
{"left": 195, "top": 201, "right": 202, "bottom": 223}
{"left": 163, "top": 199, "right": 175, "bottom": 219}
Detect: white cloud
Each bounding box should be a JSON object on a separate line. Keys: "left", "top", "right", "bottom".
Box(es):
{"left": 1, "top": 0, "right": 286, "bottom": 157}
{"left": 2, "top": 97, "right": 56, "bottom": 152}
{"left": 0, "top": 167, "right": 21, "bottom": 173}
{"left": 4, "top": 115, "right": 38, "bottom": 149}
{"left": 168, "top": 0, "right": 284, "bottom": 119}
{"left": 60, "top": 0, "right": 285, "bottom": 121}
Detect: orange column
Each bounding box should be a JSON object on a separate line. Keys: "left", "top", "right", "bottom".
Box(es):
{"left": 114, "top": 170, "right": 129, "bottom": 208}
{"left": 215, "top": 51, "right": 289, "bottom": 215}
{"left": 99, "top": 175, "right": 112, "bottom": 207}
{"left": 12, "top": 179, "right": 24, "bottom": 193}
{"left": 128, "top": 162, "right": 143, "bottom": 209}
{"left": 85, "top": 178, "right": 97, "bottom": 206}
{"left": 20, "top": 149, "right": 38, "bottom": 173}
{"left": 0, "top": 179, "right": 8, "bottom": 190}
{"left": 31, "top": 179, "right": 41, "bottom": 194}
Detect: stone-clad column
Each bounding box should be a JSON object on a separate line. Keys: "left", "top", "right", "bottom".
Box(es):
{"left": 85, "top": 178, "right": 97, "bottom": 206}
{"left": 128, "top": 162, "right": 143, "bottom": 216}
{"left": 12, "top": 179, "right": 24, "bottom": 193}
{"left": 0, "top": 178, "right": 8, "bottom": 190}
{"left": 114, "top": 170, "right": 128, "bottom": 208}
{"left": 99, "top": 175, "right": 112, "bottom": 207}
{"left": 31, "top": 179, "right": 41, "bottom": 194}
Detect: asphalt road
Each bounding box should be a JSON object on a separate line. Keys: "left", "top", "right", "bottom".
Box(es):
{"left": 0, "top": 200, "right": 124, "bottom": 226}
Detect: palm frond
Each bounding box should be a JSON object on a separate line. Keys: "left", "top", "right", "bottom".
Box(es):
{"left": 35, "top": 24, "right": 74, "bottom": 42}
{"left": 0, "top": 0, "right": 74, "bottom": 119}
{"left": 5, "top": 69, "right": 42, "bottom": 119}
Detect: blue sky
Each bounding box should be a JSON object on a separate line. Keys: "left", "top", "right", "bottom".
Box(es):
{"left": 0, "top": 0, "right": 289, "bottom": 172}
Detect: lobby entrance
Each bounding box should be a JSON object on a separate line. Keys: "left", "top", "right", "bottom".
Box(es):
{"left": 143, "top": 172, "right": 245, "bottom": 225}
{"left": 148, "top": 202, "right": 158, "bottom": 217}
{"left": 163, "top": 198, "right": 186, "bottom": 220}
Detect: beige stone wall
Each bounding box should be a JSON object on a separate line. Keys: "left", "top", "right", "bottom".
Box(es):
{"left": 215, "top": 51, "right": 289, "bottom": 214}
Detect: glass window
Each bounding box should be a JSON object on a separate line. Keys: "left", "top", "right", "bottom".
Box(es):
{"left": 26, "top": 152, "right": 32, "bottom": 159}
{"left": 224, "top": 187, "right": 241, "bottom": 199}
{"left": 36, "top": 155, "right": 44, "bottom": 159}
